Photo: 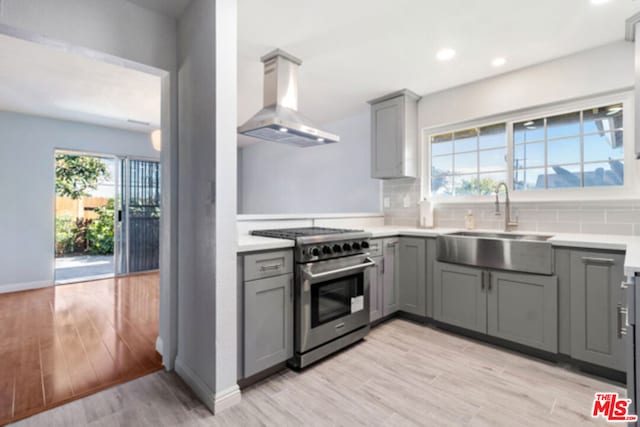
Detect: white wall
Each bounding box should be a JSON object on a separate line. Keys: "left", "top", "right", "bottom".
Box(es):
{"left": 175, "top": 0, "right": 240, "bottom": 413}
{"left": 238, "top": 112, "right": 381, "bottom": 214}
{"left": 384, "top": 40, "right": 637, "bottom": 228}
{"left": 419, "top": 40, "right": 634, "bottom": 129}
{"left": 0, "top": 112, "right": 160, "bottom": 291}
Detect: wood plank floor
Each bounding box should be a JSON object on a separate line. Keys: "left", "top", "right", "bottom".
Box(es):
{"left": 11, "top": 318, "right": 625, "bottom": 426}
{"left": 0, "top": 273, "right": 162, "bottom": 425}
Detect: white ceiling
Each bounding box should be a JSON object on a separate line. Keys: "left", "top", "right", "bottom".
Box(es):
{"left": 0, "top": 34, "right": 161, "bottom": 132}
{"left": 127, "top": 0, "right": 193, "bottom": 18}
{"left": 238, "top": 0, "right": 640, "bottom": 131}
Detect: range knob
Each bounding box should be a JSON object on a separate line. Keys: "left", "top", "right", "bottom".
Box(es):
{"left": 322, "top": 245, "right": 332, "bottom": 255}
{"left": 361, "top": 241, "right": 370, "bottom": 249}
{"left": 309, "top": 247, "right": 320, "bottom": 257}
{"left": 342, "top": 243, "right": 352, "bottom": 251}
{"left": 332, "top": 244, "right": 342, "bottom": 253}
{"left": 352, "top": 242, "right": 361, "bottom": 250}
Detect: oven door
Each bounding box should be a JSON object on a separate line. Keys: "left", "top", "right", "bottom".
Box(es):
{"left": 297, "top": 254, "right": 374, "bottom": 353}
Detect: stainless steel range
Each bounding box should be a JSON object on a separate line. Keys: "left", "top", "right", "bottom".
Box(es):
{"left": 251, "top": 227, "right": 374, "bottom": 368}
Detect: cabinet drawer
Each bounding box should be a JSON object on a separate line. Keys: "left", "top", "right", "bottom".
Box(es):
{"left": 368, "top": 239, "right": 383, "bottom": 257}
{"left": 244, "top": 250, "right": 293, "bottom": 281}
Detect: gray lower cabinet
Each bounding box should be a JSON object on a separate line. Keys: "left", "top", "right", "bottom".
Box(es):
{"left": 369, "top": 255, "right": 383, "bottom": 322}
{"left": 435, "top": 261, "right": 558, "bottom": 352}
{"left": 244, "top": 273, "right": 293, "bottom": 377}
{"left": 399, "top": 237, "right": 426, "bottom": 316}
{"left": 382, "top": 238, "right": 400, "bottom": 316}
{"left": 570, "top": 251, "right": 625, "bottom": 371}
{"left": 487, "top": 271, "right": 558, "bottom": 353}
{"left": 434, "top": 261, "right": 486, "bottom": 333}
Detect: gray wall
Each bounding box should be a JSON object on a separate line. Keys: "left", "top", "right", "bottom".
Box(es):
{"left": 0, "top": 112, "right": 160, "bottom": 291}
{"left": 238, "top": 111, "right": 381, "bottom": 214}
{"left": 384, "top": 41, "right": 636, "bottom": 227}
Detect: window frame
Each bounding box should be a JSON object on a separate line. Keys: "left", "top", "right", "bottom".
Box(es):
{"left": 421, "top": 91, "right": 636, "bottom": 203}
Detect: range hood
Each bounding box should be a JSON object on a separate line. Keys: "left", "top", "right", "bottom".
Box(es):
{"left": 238, "top": 49, "right": 340, "bottom": 147}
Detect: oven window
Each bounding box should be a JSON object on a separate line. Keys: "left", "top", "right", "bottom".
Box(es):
{"left": 311, "top": 273, "right": 363, "bottom": 328}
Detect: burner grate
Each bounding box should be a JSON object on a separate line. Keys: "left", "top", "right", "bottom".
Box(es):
{"left": 251, "top": 227, "right": 362, "bottom": 240}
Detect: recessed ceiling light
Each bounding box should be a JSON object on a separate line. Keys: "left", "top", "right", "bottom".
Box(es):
{"left": 590, "top": 0, "right": 611, "bottom": 4}
{"left": 279, "top": 127, "right": 288, "bottom": 132}
{"left": 436, "top": 48, "right": 456, "bottom": 61}
{"left": 491, "top": 57, "right": 506, "bottom": 67}
{"left": 317, "top": 138, "right": 325, "bottom": 142}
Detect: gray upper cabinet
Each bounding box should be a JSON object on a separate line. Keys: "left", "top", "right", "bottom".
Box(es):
{"left": 369, "top": 255, "right": 383, "bottom": 322}
{"left": 399, "top": 237, "right": 426, "bottom": 316}
{"left": 434, "top": 261, "right": 486, "bottom": 333}
{"left": 570, "top": 251, "right": 626, "bottom": 371}
{"left": 368, "top": 89, "right": 420, "bottom": 179}
{"left": 487, "top": 271, "right": 558, "bottom": 353}
{"left": 244, "top": 273, "right": 293, "bottom": 377}
{"left": 382, "top": 237, "right": 400, "bottom": 316}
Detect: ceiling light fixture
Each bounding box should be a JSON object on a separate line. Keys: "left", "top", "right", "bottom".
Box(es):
{"left": 279, "top": 127, "right": 288, "bottom": 132}
{"left": 491, "top": 57, "right": 506, "bottom": 67}
{"left": 317, "top": 138, "right": 325, "bottom": 142}
{"left": 151, "top": 129, "right": 162, "bottom": 152}
{"left": 436, "top": 48, "right": 456, "bottom": 61}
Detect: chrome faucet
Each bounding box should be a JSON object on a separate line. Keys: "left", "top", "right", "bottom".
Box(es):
{"left": 494, "top": 182, "right": 518, "bottom": 232}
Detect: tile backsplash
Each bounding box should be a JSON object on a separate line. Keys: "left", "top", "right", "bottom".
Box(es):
{"left": 383, "top": 179, "right": 640, "bottom": 236}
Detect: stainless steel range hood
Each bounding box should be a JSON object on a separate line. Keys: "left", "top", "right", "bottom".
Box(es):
{"left": 238, "top": 49, "right": 339, "bottom": 147}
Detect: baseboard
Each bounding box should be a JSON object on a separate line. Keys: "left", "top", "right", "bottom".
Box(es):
{"left": 213, "top": 384, "right": 242, "bottom": 413}
{"left": 0, "top": 280, "right": 51, "bottom": 294}
{"left": 155, "top": 336, "right": 163, "bottom": 357}
{"left": 175, "top": 358, "right": 241, "bottom": 414}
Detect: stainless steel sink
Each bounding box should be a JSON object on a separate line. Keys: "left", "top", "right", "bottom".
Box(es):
{"left": 447, "top": 231, "right": 553, "bottom": 242}
{"left": 436, "top": 231, "right": 554, "bottom": 275}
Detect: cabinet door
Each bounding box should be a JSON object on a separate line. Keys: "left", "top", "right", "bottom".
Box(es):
{"left": 382, "top": 238, "right": 400, "bottom": 316}
{"left": 570, "top": 251, "right": 625, "bottom": 371}
{"left": 371, "top": 96, "right": 403, "bottom": 178}
{"left": 244, "top": 274, "right": 293, "bottom": 377}
{"left": 487, "top": 271, "right": 558, "bottom": 353}
{"left": 369, "top": 256, "right": 383, "bottom": 322}
{"left": 434, "top": 261, "right": 486, "bottom": 333}
{"left": 399, "top": 237, "right": 426, "bottom": 316}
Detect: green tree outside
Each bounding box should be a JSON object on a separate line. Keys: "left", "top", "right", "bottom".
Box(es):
{"left": 55, "top": 154, "right": 110, "bottom": 199}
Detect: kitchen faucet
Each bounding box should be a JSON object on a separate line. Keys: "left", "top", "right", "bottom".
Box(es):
{"left": 494, "top": 182, "right": 518, "bottom": 232}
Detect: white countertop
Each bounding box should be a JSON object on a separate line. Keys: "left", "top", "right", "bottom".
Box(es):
{"left": 237, "top": 234, "right": 295, "bottom": 252}
{"left": 237, "top": 226, "right": 640, "bottom": 276}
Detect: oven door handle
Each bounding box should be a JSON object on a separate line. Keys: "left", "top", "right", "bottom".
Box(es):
{"left": 303, "top": 258, "right": 376, "bottom": 280}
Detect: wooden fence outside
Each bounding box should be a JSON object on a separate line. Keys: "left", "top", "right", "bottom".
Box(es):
{"left": 56, "top": 196, "right": 111, "bottom": 220}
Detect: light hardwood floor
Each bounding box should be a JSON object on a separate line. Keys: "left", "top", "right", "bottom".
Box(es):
{"left": 11, "top": 318, "right": 624, "bottom": 426}
{"left": 0, "top": 273, "right": 162, "bottom": 425}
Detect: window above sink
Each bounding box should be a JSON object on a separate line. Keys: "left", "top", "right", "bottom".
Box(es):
{"left": 423, "top": 91, "right": 636, "bottom": 203}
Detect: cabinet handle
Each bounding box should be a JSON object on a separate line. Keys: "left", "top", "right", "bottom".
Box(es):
{"left": 381, "top": 258, "right": 385, "bottom": 274}
{"left": 580, "top": 257, "right": 615, "bottom": 266}
{"left": 618, "top": 304, "right": 628, "bottom": 338}
{"left": 481, "top": 271, "right": 486, "bottom": 291}
{"left": 387, "top": 241, "right": 398, "bottom": 248}
{"left": 259, "top": 263, "right": 283, "bottom": 271}
{"left": 487, "top": 271, "right": 492, "bottom": 291}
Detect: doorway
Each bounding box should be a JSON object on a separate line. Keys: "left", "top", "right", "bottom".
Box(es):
{"left": 54, "top": 151, "right": 161, "bottom": 284}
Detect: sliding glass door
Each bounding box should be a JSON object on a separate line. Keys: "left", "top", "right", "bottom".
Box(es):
{"left": 116, "top": 157, "right": 161, "bottom": 275}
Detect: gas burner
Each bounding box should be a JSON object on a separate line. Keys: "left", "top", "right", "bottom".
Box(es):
{"left": 251, "top": 227, "right": 372, "bottom": 263}
{"left": 251, "top": 227, "right": 361, "bottom": 240}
